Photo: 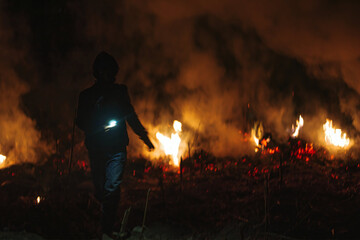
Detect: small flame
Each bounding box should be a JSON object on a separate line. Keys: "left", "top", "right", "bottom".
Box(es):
{"left": 323, "top": 119, "right": 350, "bottom": 148}
{"left": 253, "top": 133, "right": 259, "bottom": 147}
{"left": 251, "top": 122, "right": 263, "bottom": 152}
{"left": 291, "top": 115, "right": 304, "bottom": 138}
{"left": 0, "top": 154, "right": 6, "bottom": 165}
{"left": 156, "top": 120, "right": 182, "bottom": 166}
{"left": 251, "top": 131, "right": 260, "bottom": 152}
{"left": 36, "top": 196, "right": 41, "bottom": 204}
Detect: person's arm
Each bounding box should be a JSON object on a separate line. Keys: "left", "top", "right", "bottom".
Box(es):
{"left": 122, "top": 86, "right": 154, "bottom": 150}
{"left": 127, "top": 112, "right": 154, "bottom": 150}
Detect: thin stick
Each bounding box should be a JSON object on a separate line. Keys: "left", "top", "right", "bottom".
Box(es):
{"left": 119, "top": 207, "right": 131, "bottom": 238}
{"left": 140, "top": 189, "right": 151, "bottom": 239}
{"left": 180, "top": 157, "right": 183, "bottom": 193}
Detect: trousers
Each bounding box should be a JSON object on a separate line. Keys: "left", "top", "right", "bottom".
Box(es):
{"left": 88, "top": 149, "right": 126, "bottom": 235}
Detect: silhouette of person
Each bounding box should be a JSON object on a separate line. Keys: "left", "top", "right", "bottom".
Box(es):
{"left": 76, "top": 51, "right": 154, "bottom": 239}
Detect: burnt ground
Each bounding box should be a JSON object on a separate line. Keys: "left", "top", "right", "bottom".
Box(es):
{"left": 1, "top": 149, "right": 360, "bottom": 239}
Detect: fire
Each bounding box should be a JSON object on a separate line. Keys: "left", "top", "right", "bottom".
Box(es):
{"left": 252, "top": 132, "right": 259, "bottom": 147}
{"left": 0, "top": 154, "right": 6, "bottom": 165}
{"left": 323, "top": 119, "right": 350, "bottom": 148}
{"left": 251, "top": 131, "right": 260, "bottom": 152}
{"left": 36, "top": 196, "right": 41, "bottom": 204}
{"left": 291, "top": 115, "right": 304, "bottom": 138}
{"left": 251, "top": 122, "right": 263, "bottom": 152}
{"left": 156, "top": 120, "right": 182, "bottom": 166}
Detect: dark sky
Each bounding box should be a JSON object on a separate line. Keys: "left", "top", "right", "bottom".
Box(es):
{"left": 1, "top": 0, "right": 360, "bottom": 164}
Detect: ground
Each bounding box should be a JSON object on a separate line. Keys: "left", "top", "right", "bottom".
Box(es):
{"left": 1, "top": 149, "right": 360, "bottom": 239}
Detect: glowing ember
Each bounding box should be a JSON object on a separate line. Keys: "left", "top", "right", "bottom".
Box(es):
{"left": 0, "top": 154, "right": 6, "bottom": 165}
{"left": 156, "top": 120, "right": 182, "bottom": 166}
{"left": 323, "top": 119, "right": 350, "bottom": 148}
{"left": 291, "top": 115, "right": 304, "bottom": 138}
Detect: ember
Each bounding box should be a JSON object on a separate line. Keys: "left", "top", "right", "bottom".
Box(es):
{"left": 36, "top": 196, "right": 41, "bottom": 204}
{"left": 291, "top": 141, "right": 316, "bottom": 161}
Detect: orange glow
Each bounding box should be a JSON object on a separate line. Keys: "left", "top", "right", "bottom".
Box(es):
{"left": 156, "top": 120, "right": 182, "bottom": 166}
{"left": 323, "top": 119, "right": 350, "bottom": 148}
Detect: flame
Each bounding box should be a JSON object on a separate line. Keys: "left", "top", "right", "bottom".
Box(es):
{"left": 261, "top": 138, "right": 269, "bottom": 147}
{"left": 0, "top": 154, "right": 6, "bottom": 166}
{"left": 323, "top": 119, "right": 350, "bottom": 148}
{"left": 253, "top": 134, "right": 259, "bottom": 147}
{"left": 36, "top": 196, "right": 41, "bottom": 204}
{"left": 251, "top": 130, "right": 260, "bottom": 152}
{"left": 156, "top": 120, "right": 182, "bottom": 166}
{"left": 251, "top": 122, "right": 263, "bottom": 152}
{"left": 291, "top": 115, "right": 304, "bottom": 138}
{"left": 251, "top": 127, "right": 260, "bottom": 146}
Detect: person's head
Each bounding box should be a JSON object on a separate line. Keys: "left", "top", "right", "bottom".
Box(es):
{"left": 93, "top": 51, "right": 119, "bottom": 83}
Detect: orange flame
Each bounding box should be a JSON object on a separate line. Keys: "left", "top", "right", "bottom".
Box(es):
{"left": 0, "top": 154, "right": 6, "bottom": 167}
{"left": 156, "top": 120, "right": 182, "bottom": 166}
{"left": 291, "top": 115, "right": 304, "bottom": 138}
{"left": 323, "top": 119, "right": 350, "bottom": 148}
{"left": 251, "top": 122, "right": 263, "bottom": 152}
{"left": 251, "top": 130, "right": 260, "bottom": 152}
{"left": 252, "top": 132, "right": 259, "bottom": 147}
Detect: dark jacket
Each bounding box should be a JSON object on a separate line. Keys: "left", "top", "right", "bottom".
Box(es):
{"left": 76, "top": 82, "right": 151, "bottom": 152}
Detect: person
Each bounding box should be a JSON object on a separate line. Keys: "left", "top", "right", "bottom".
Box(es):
{"left": 76, "top": 51, "right": 154, "bottom": 239}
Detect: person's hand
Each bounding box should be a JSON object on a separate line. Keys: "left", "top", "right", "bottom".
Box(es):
{"left": 144, "top": 139, "right": 154, "bottom": 151}
{"left": 147, "top": 141, "right": 155, "bottom": 151}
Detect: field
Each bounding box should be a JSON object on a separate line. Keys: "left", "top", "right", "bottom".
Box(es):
{"left": 1, "top": 141, "right": 360, "bottom": 239}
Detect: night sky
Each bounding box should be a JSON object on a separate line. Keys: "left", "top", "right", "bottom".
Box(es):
{"left": 1, "top": 0, "right": 360, "bottom": 164}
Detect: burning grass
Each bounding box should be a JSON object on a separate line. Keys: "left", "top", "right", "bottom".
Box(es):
{"left": 1, "top": 138, "right": 360, "bottom": 239}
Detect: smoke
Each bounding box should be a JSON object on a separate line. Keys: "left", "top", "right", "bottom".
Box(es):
{"left": 67, "top": 0, "right": 360, "bottom": 156}
{"left": 2, "top": 0, "right": 360, "bottom": 163}
{"left": 0, "top": 4, "right": 53, "bottom": 167}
